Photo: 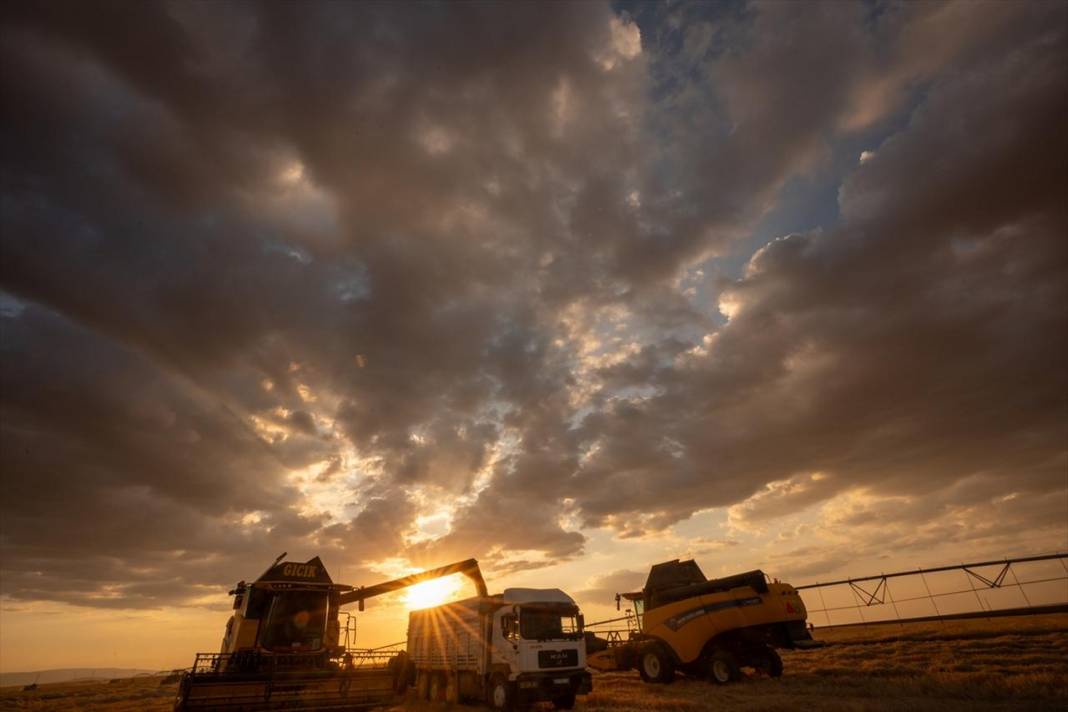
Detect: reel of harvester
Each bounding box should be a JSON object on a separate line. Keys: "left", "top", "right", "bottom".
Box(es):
{"left": 174, "top": 554, "right": 486, "bottom": 711}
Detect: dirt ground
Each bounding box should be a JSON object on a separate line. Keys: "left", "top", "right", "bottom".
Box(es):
{"left": 2, "top": 614, "right": 1065, "bottom": 711}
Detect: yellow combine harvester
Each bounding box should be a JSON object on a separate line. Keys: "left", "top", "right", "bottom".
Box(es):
{"left": 174, "top": 553, "right": 486, "bottom": 711}
{"left": 587, "top": 559, "right": 819, "bottom": 684}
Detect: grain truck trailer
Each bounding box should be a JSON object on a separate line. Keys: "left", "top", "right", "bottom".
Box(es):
{"left": 406, "top": 588, "right": 592, "bottom": 710}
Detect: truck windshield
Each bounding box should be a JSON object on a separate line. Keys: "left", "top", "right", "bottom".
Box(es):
{"left": 259, "top": 591, "right": 329, "bottom": 651}
{"left": 519, "top": 607, "right": 582, "bottom": 640}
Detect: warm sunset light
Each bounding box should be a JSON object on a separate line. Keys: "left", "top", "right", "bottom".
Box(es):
{"left": 1, "top": 1, "right": 1065, "bottom": 709}
{"left": 403, "top": 576, "right": 463, "bottom": 611}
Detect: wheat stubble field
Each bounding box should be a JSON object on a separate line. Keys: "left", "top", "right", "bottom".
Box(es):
{"left": 3, "top": 614, "right": 1065, "bottom": 711}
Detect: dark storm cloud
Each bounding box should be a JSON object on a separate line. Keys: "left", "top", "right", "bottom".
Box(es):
{"left": 1, "top": 0, "right": 1065, "bottom": 608}
{"left": 566, "top": 0, "right": 1068, "bottom": 532}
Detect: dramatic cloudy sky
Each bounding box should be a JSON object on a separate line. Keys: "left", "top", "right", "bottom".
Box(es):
{"left": 2, "top": 0, "right": 1066, "bottom": 670}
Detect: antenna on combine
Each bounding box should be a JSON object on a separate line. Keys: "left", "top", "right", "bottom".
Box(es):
{"left": 255, "top": 552, "right": 287, "bottom": 581}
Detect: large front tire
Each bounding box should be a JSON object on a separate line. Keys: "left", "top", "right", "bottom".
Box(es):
{"left": 754, "top": 646, "right": 783, "bottom": 678}
{"left": 488, "top": 674, "right": 514, "bottom": 711}
{"left": 172, "top": 674, "right": 189, "bottom": 711}
{"left": 708, "top": 649, "right": 742, "bottom": 685}
{"left": 638, "top": 644, "right": 676, "bottom": 684}
{"left": 389, "top": 651, "right": 413, "bottom": 692}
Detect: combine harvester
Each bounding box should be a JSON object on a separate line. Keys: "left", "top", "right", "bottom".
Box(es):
{"left": 174, "top": 553, "right": 487, "bottom": 710}
{"left": 587, "top": 559, "right": 821, "bottom": 684}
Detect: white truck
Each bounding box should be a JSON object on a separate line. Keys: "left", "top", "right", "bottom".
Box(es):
{"left": 406, "top": 588, "right": 592, "bottom": 710}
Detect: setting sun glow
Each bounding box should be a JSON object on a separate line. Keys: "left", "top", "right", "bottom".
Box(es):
{"left": 404, "top": 576, "right": 463, "bottom": 610}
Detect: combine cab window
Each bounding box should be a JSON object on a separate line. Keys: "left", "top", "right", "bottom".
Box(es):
{"left": 520, "top": 607, "right": 582, "bottom": 640}
{"left": 259, "top": 591, "right": 329, "bottom": 652}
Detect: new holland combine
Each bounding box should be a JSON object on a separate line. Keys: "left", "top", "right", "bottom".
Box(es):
{"left": 587, "top": 559, "right": 820, "bottom": 684}
{"left": 174, "top": 553, "right": 487, "bottom": 711}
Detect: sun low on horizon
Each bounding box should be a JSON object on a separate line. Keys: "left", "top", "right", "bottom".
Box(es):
{"left": 403, "top": 576, "right": 465, "bottom": 611}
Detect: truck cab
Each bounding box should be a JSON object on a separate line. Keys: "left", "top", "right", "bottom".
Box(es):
{"left": 490, "top": 588, "right": 590, "bottom": 705}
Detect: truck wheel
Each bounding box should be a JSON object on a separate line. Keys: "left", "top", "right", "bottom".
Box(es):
{"left": 552, "top": 691, "right": 576, "bottom": 710}
{"left": 429, "top": 672, "right": 445, "bottom": 701}
{"left": 638, "top": 644, "right": 676, "bottom": 684}
{"left": 488, "top": 674, "right": 514, "bottom": 711}
{"left": 708, "top": 649, "right": 741, "bottom": 685}
{"left": 755, "top": 646, "right": 783, "bottom": 678}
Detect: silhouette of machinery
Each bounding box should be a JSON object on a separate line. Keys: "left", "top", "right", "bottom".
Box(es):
{"left": 174, "top": 553, "right": 486, "bottom": 710}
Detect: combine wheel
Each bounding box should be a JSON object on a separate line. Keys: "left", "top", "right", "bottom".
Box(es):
{"left": 390, "top": 651, "right": 412, "bottom": 692}
{"left": 638, "top": 644, "right": 676, "bottom": 684}
{"left": 708, "top": 649, "right": 742, "bottom": 685}
{"left": 754, "top": 646, "right": 783, "bottom": 678}
{"left": 172, "top": 674, "right": 189, "bottom": 711}
{"left": 488, "top": 673, "right": 514, "bottom": 711}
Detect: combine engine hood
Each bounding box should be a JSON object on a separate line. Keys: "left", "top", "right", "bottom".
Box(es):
{"left": 638, "top": 559, "right": 818, "bottom": 663}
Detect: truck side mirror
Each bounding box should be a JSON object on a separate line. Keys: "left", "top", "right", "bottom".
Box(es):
{"left": 358, "top": 599, "right": 365, "bottom": 612}
{"left": 501, "top": 614, "right": 517, "bottom": 640}
{"left": 577, "top": 614, "right": 585, "bottom": 632}
{"left": 615, "top": 594, "right": 620, "bottom": 611}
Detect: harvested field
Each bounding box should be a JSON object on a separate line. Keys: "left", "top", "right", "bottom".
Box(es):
{"left": 3, "top": 614, "right": 1065, "bottom": 711}
{"left": 0, "top": 675, "right": 176, "bottom": 711}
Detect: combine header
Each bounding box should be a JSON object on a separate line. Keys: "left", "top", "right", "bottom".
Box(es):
{"left": 174, "top": 554, "right": 486, "bottom": 711}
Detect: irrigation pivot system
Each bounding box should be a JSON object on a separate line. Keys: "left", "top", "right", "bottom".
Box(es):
{"left": 795, "top": 552, "right": 1068, "bottom": 628}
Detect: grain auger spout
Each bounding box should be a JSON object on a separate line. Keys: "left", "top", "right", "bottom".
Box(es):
{"left": 174, "top": 555, "right": 487, "bottom": 711}
{"left": 341, "top": 557, "right": 488, "bottom": 609}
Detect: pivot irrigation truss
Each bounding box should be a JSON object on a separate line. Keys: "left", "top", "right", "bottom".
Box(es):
{"left": 584, "top": 552, "right": 1068, "bottom": 634}
{"left": 796, "top": 552, "right": 1068, "bottom": 628}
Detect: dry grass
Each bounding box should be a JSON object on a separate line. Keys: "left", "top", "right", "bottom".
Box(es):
{"left": 3, "top": 614, "right": 1065, "bottom": 711}
{"left": 577, "top": 614, "right": 1068, "bottom": 712}
{"left": 0, "top": 676, "right": 176, "bottom": 711}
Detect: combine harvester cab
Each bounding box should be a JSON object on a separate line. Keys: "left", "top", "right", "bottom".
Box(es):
{"left": 407, "top": 587, "right": 592, "bottom": 711}
{"left": 175, "top": 554, "right": 486, "bottom": 711}
{"left": 588, "top": 559, "right": 819, "bottom": 685}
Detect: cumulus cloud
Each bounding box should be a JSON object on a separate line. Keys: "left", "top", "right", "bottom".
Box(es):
{"left": 1, "top": 0, "right": 1065, "bottom": 610}
{"left": 574, "top": 569, "right": 647, "bottom": 608}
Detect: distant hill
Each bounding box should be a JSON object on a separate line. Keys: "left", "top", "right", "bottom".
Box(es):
{"left": 0, "top": 668, "right": 159, "bottom": 688}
